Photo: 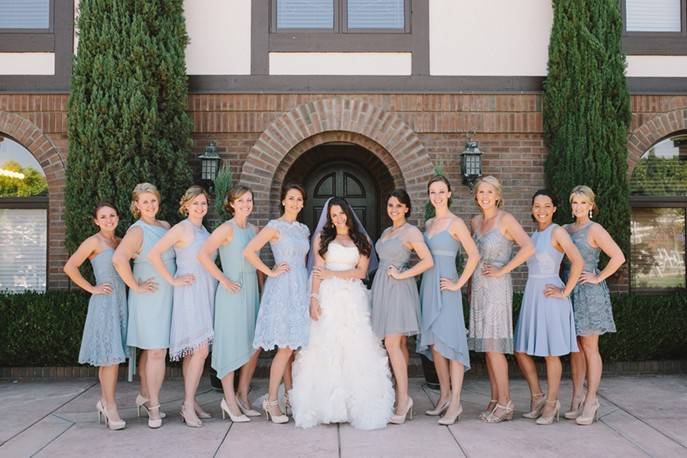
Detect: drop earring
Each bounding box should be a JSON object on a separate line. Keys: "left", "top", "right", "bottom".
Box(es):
{"left": 588, "top": 209, "right": 593, "bottom": 219}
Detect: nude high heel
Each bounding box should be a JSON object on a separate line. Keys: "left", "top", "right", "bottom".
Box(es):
{"left": 263, "top": 399, "right": 289, "bottom": 424}
{"left": 479, "top": 399, "right": 498, "bottom": 420}
{"left": 221, "top": 399, "right": 250, "bottom": 423}
{"left": 564, "top": 394, "right": 585, "bottom": 420}
{"left": 236, "top": 396, "right": 261, "bottom": 417}
{"left": 179, "top": 404, "right": 203, "bottom": 428}
{"left": 522, "top": 392, "right": 546, "bottom": 419}
{"left": 536, "top": 400, "right": 560, "bottom": 425}
{"left": 96, "top": 400, "right": 126, "bottom": 431}
{"left": 484, "top": 400, "right": 514, "bottom": 423}
{"left": 135, "top": 393, "right": 167, "bottom": 419}
{"left": 146, "top": 404, "right": 163, "bottom": 429}
{"left": 389, "top": 398, "right": 414, "bottom": 424}
{"left": 437, "top": 403, "right": 462, "bottom": 426}
{"left": 575, "top": 399, "right": 600, "bottom": 425}
{"left": 425, "top": 398, "right": 450, "bottom": 416}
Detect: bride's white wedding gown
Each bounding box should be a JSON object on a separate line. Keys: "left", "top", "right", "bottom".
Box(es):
{"left": 290, "top": 242, "right": 394, "bottom": 430}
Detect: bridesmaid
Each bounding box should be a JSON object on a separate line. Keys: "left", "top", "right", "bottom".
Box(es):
{"left": 243, "top": 183, "right": 310, "bottom": 424}
{"left": 64, "top": 203, "right": 128, "bottom": 430}
{"left": 198, "top": 185, "right": 262, "bottom": 423}
{"left": 370, "top": 189, "right": 434, "bottom": 425}
{"left": 563, "top": 185, "right": 625, "bottom": 425}
{"left": 112, "top": 183, "right": 172, "bottom": 429}
{"left": 514, "top": 190, "right": 583, "bottom": 425}
{"left": 469, "top": 175, "right": 534, "bottom": 423}
{"left": 419, "top": 176, "right": 480, "bottom": 426}
{"left": 148, "top": 185, "right": 217, "bottom": 428}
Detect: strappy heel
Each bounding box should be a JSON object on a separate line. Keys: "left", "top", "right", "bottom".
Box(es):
{"left": 484, "top": 400, "right": 514, "bottom": 423}
{"left": 479, "top": 399, "right": 498, "bottom": 420}
{"left": 146, "top": 404, "right": 163, "bottom": 429}
{"left": 536, "top": 400, "right": 560, "bottom": 425}
{"left": 263, "top": 399, "right": 289, "bottom": 424}
{"left": 135, "top": 393, "right": 167, "bottom": 419}
{"left": 522, "top": 392, "right": 546, "bottom": 419}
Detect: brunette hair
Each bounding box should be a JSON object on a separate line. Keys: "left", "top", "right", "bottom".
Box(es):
{"left": 530, "top": 189, "right": 558, "bottom": 221}
{"left": 387, "top": 188, "right": 412, "bottom": 215}
{"left": 318, "top": 197, "right": 372, "bottom": 259}
{"left": 474, "top": 175, "right": 504, "bottom": 208}
{"left": 178, "top": 185, "right": 210, "bottom": 216}
{"left": 223, "top": 185, "right": 252, "bottom": 216}
{"left": 427, "top": 175, "right": 453, "bottom": 207}
{"left": 93, "top": 202, "right": 119, "bottom": 219}
{"left": 280, "top": 183, "right": 306, "bottom": 214}
{"left": 130, "top": 183, "right": 161, "bottom": 219}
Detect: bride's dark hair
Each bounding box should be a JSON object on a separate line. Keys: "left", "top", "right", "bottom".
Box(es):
{"left": 318, "top": 197, "right": 372, "bottom": 259}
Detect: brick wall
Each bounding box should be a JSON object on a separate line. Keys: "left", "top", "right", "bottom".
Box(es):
{"left": 2, "top": 92, "right": 686, "bottom": 290}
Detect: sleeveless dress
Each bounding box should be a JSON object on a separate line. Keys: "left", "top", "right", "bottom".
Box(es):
{"left": 469, "top": 215, "right": 515, "bottom": 354}
{"left": 514, "top": 225, "right": 578, "bottom": 356}
{"left": 291, "top": 243, "right": 394, "bottom": 430}
{"left": 418, "top": 228, "right": 470, "bottom": 369}
{"left": 370, "top": 224, "right": 422, "bottom": 338}
{"left": 169, "top": 220, "right": 217, "bottom": 361}
{"left": 563, "top": 223, "right": 616, "bottom": 336}
{"left": 253, "top": 219, "right": 310, "bottom": 350}
{"left": 212, "top": 221, "right": 260, "bottom": 379}
{"left": 78, "top": 248, "right": 128, "bottom": 366}
{"left": 126, "top": 220, "right": 175, "bottom": 350}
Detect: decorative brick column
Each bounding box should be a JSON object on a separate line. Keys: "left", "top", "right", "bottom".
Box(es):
{"left": 239, "top": 98, "right": 434, "bottom": 225}
{"left": 0, "top": 110, "right": 68, "bottom": 289}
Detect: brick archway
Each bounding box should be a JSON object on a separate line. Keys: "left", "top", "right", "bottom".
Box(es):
{"left": 0, "top": 111, "right": 67, "bottom": 289}
{"left": 240, "top": 98, "right": 434, "bottom": 224}
{"left": 628, "top": 107, "right": 687, "bottom": 174}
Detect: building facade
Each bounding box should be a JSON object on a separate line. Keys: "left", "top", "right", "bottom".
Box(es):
{"left": 1, "top": 0, "right": 685, "bottom": 292}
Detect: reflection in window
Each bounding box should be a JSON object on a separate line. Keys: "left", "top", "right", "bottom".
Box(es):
{"left": 276, "top": 0, "right": 334, "bottom": 29}
{"left": 0, "top": 209, "right": 47, "bottom": 292}
{"left": 0, "top": 135, "right": 47, "bottom": 198}
{"left": 631, "top": 208, "right": 686, "bottom": 289}
{"left": 0, "top": 0, "right": 50, "bottom": 29}
{"left": 630, "top": 133, "right": 687, "bottom": 197}
{"left": 626, "top": 0, "right": 681, "bottom": 32}
{"left": 348, "top": 0, "right": 404, "bottom": 29}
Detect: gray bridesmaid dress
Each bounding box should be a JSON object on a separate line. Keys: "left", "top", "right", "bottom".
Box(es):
{"left": 370, "top": 224, "right": 422, "bottom": 339}
{"left": 418, "top": 227, "right": 470, "bottom": 369}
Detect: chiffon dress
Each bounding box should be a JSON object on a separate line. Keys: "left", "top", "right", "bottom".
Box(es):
{"left": 253, "top": 219, "right": 310, "bottom": 350}
{"left": 290, "top": 243, "right": 394, "bottom": 430}
{"left": 418, "top": 227, "right": 470, "bottom": 369}
{"left": 563, "top": 222, "right": 616, "bottom": 336}
{"left": 169, "top": 220, "right": 217, "bottom": 361}
{"left": 514, "top": 224, "right": 578, "bottom": 356}
{"left": 126, "top": 220, "right": 175, "bottom": 350}
{"left": 78, "top": 248, "right": 128, "bottom": 366}
{"left": 370, "top": 224, "right": 422, "bottom": 338}
{"left": 469, "top": 213, "right": 515, "bottom": 354}
{"left": 211, "top": 221, "right": 260, "bottom": 379}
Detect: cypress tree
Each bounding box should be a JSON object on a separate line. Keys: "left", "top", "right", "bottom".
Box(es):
{"left": 543, "top": 0, "right": 631, "bottom": 253}
{"left": 65, "top": 0, "right": 192, "bottom": 254}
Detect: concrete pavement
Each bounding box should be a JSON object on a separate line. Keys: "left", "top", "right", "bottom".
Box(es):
{"left": 1, "top": 375, "right": 685, "bottom": 457}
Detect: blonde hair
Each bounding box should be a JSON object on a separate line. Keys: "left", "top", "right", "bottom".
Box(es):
{"left": 223, "top": 185, "right": 252, "bottom": 216}
{"left": 178, "top": 185, "right": 210, "bottom": 216}
{"left": 569, "top": 185, "right": 597, "bottom": 214}
{"left": 474, "top": 175, "right": 504, "bottom": 208}
{"left": 130, "top": 183, "right": 161, "bottom": 219}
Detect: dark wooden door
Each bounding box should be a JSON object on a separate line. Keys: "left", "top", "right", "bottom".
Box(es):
{"left": 304, "top": 160, "right": 379, "bottom": 241}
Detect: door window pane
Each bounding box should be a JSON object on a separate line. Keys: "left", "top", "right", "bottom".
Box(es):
{"left": 631, "top": 207, "right": 686, "bottom": 289}
{"left": 277, "top": 0, "right": 334, "bottom": 29}
{"left": 626, "top": 0, "right": 681, "bottom": 32}
{"left": 630, "top": 133, "right": 687, "bottom": 197}
{"left": 348, "top": 0, "right": 404, "bottom": 29}
{"left": 0, "top": 0, "right": 49, "bottom": 29}
{"left": 0, "top": 209, "right": 47, "bottom": 292}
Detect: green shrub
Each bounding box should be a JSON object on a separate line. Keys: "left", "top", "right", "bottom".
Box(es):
{"left": 1, "top": 291, "right": 685, "bottom": 366}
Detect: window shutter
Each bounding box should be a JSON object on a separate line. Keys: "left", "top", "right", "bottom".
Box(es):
{"left": 276, "top": 0, "right": 334, "bottom": 29}
{"left": 626, "top": 0, "right": 681, "bottom": 32}
{"left": 348, "top": 0, "right": 405, "bottom": 29}
{"left": 0, "top": 0, "right": 50, "bottom": 29}
{"left": 0, "top": 209, "right": 47, "bottom": 292}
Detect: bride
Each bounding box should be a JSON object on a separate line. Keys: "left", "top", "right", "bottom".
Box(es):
{"left": 290, "top": 197, "right": 394, "bottom": 430}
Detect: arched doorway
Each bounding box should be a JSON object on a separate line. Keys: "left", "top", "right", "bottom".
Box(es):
{"left": 284, "top": 143, "right": 396, "bottom": 241}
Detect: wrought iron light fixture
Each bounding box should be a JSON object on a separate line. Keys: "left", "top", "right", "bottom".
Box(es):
{"left": 199, "top": 140, "right": 220, "bottom": 184}
{"left": 460, "top": 132, "right": 482, "bottom": 189}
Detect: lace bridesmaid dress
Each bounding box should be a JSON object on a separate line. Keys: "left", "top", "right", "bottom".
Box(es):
{"left": 78, "top": 248, "right": 128, "bottom": 366}
{"left": 253, "top": 219, "right": 310, "bottom": 350}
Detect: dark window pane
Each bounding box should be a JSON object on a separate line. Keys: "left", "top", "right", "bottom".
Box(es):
{"left": 277, "top": 0, "right": 333, "bottom": 29}
{"left": 0, "top": 0, "right": 49, "bottom": 29}
{"left": 631, "top": 207, "right": 686, "bottom": 289}
{"left": 630, "top": 133, "right": 687, "bottom": 197}
{"left": 348, "top": 0, "right": 404, "bottom": 29}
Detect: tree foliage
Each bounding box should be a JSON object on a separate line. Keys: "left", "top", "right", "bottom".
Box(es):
{"left": 65, "top": 0, "right": 193, "bottom": 253}
{"left": 0, "top": 161, "right": 48, "bottom": 197}
{"left": 543, "top": 0, "right": 632, "bottom": 253}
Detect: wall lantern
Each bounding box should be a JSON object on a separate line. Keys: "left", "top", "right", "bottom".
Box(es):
{"left": 198, "top": 140, "right": 220, "bottom": 183}
{"left": 460, "top": 133, "right": 482, "bottom": 189}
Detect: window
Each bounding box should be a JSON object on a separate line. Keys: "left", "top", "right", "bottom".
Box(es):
{"left": 273, "top": 0, "right": 408, "bottom": 32}
{"left": 0, "top": 134, "right": 48, "bottom": 292}
{"left": 621, "top": 0, "right": 687, "bottom": 54}
{"left": 0, "top": 0, "right": 50, "bottom": 30}
{"left": 629, "top": 132, "right": 687, "bottom": 291}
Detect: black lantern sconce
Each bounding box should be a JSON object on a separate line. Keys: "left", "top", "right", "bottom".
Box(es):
{"left": 198, "top": 140, "right": 221, "bottom": 189}
{"left": 460, "top": 132, "right": 483, "bottom": 189}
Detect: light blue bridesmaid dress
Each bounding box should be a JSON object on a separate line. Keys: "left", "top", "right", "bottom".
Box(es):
{"left": 78, "top": 248, "right": 128, "bottom": 366}
{"left": 514, "top": 224, "right": 578, "bottom": 356}
{"left": 211, "top": 221, "right": 260, "bottom": 378}
{"left": 126, "top": 220, "right": 175, "bottom": 349}
{"left": 418, "top": 228, "right": 470, "bottom": 369}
